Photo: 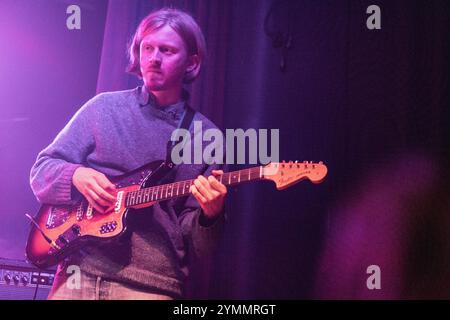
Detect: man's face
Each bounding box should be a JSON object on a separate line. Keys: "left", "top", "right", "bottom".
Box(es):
{"left": 139, "top": 25, "right": 192, "bottom": 92}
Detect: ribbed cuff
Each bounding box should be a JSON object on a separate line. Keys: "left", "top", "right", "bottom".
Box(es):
{"left": 192, "top": 209, "right": 226, "bottom": 257}
{"left": 54, "top": 163, "right": 83, "bottom": 204}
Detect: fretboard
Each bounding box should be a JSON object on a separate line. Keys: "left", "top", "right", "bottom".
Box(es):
{"left": 125, "top": 166, "right": 263, "bottom": 208}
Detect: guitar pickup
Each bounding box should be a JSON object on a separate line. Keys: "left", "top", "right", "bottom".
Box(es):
{"left": 99, "top": 221, "right": 118, "bottom": 234}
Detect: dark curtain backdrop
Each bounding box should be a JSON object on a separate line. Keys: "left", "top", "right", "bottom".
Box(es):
{"left": 95, "top": 0, "right": 450, "bottom": 299}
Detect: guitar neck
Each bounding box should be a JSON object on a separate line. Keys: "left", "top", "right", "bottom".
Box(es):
{"left": 124, "top": 166, "right": 264, "bottom": 208}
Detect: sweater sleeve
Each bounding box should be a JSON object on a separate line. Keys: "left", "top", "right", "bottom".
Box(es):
{"left": 29, "top": 96, "right": 98, "bottom": 205}
{"left": 177, "top": 163, "right": 227, "bottom": 259}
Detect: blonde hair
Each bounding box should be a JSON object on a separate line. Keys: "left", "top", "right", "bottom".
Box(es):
{"left": 127, "top": 8, "right": 206, "bottom": 84}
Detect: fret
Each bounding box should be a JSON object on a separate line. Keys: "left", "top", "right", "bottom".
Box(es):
{"left": 248, "top": 168, "right": 251, "bottom": 181}
{"left": 167, "top": 184, "right": 172, "bottom": 198}
{"left": 152, "top": 187, "right": 157, "bottom": 201}
{"left": 159, "top": 186, "right": 164, "bottom": 200}
{"left": 238, "top": 170, "right": 241, "bottom": 183}
{"left": 159, "top": 186, "right": 163, "bottom": 200}
{"left": 228, "top": 173, "right": 231, "bottom": 185}
{"left": 142, "top": 190, "right": 147, "bottom": 202}
{"left": 186, "top": 180, "right": 192, "bottom": 195}
{"left": 139, "top": 190, "right": 144, "bottom": 204}
{"left": 140, "top": 190, "right": 145, "bottom": 204}
{"left": 130, "top": 191, "right": 136, "bottom": 205}
{"left": 142, "top": 190, "right": 147, "bottom": 203}
{"left": 144, "top": 189, "right": 150, "bottom": 203}
{"left": 156, "top": 187, "right": 160, "bottom": 200}
{"left": 259, "top": 166, "right": 262, "bottom": 179}
{"left": 128, "top": 192, "right": 133, "bottom": 206}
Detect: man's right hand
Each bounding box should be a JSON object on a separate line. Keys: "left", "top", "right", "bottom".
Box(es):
{"left": 72, "top": 167, "right": 117, "bottom": 214}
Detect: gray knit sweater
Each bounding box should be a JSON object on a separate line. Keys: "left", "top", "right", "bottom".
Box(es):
{"left": 29, "top": 86, "right": 225, "bottom": 298}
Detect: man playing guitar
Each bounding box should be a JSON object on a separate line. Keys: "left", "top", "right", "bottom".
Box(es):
{"left": 30, "top": 8, "right": 227, "bottom": 300}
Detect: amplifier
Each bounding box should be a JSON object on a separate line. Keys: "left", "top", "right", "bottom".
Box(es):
{"left": 0, "top": 258, "right": 56, "bottom": 300}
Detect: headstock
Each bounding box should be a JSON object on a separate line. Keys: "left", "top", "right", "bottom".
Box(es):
{"left": 262, "top": 161, "right": 328, "bottom": 190}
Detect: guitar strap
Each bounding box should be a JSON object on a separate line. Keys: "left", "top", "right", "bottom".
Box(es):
{"left": 166, "top": 103, "right": 196, "bottom": 168}
{"left": 147, "top": 103, "right": 196, "bottom": 183}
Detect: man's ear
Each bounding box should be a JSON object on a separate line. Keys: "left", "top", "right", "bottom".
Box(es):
{"left": 186, "top": 54, "right": 200, "bottom": 73}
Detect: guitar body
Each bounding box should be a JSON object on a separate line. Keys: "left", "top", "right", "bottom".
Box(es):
{"left": 25, "top": 160, "right": 165, "bottom": 269}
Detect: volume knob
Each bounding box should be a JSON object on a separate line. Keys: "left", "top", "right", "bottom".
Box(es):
{"left": 4, "top": 273, "right": 11, "bottom": 282}
{"left": 13, "top": 275, "right": 20, "bottom": 283}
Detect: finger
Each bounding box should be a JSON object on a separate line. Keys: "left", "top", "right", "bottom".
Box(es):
{"left": 85, "top": 191, "right": 106, "bottom": 214}
{"left": 190, "top": 185, "right": 207, "bottom": 204}
{"left": 211, "top": 170, "right": 224, "bottom": 184}
{"left": 104, "top": 205, "right": 115, "bottom": 214}
{"left": 95, "top": 174, "right": 117, "bottom": 193}
{"left": 211, "top": 170, "right": 224, "bottom": 176}
{"left": 208, "top": 175, "right": 227, "bottom": 194}
{"left": 91, "top": 183, "right": 116, "bottom": 203}
{"left": 195, "top": 177, "right": 215, "bottom": 200}
{"left": 201, "top": 176, "right": 223, "bottom": 198}
{"left": 87, "top": 189, "right": 110, "bottom": 209}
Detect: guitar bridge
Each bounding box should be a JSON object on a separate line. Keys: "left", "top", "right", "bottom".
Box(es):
{"left": 51, "top": 224, "right": 81, "bottom": 251}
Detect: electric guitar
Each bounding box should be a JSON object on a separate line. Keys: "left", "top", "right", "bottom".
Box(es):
{"left": 26, "top": 160, "right": 328, "bottom": 268}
